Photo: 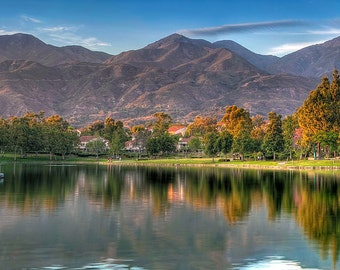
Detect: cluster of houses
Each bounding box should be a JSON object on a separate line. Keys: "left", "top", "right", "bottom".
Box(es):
{"left": 78, "top": 125, "right": 190, "bottom": 153}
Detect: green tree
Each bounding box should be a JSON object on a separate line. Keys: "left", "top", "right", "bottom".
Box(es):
{"left": 44, "top": 115, "right": 74, "bottom": 160}
{"left": 203, "top": 131, "right": 219, "bottom": 161}
{"left": 82, "top": 120, "right": 105, "bottom": 136}
{"left": 231, "top": 120, "right": 254, "bottom": 161}
{"left": 216, "top": 131, "right": 233, "bottom": 155}
{"left": 152, "top": 112, "right": 173, "bottom": 136}
{"left": 87, "top": 138, "right": 107, "bottom": 159}
{"left": 131, "top": 125, "right": 152, "bottom": 157}
{"left": 146, "top": 137, "right": 161, "bottom": 156}
{"left": 297, "top": 69, "right": 340, "bottom": 158}
{"left": 0, "top": 117, "right": 8, "bottom": 155}
{"left": 282, "top": 115, "right": 299, "bottom": 159}
{"left": 250, "top": 115, "right": 266, "bottom": 154}
{"left": 103, "top": 117, "right": 116, "bottom": 140}
{"left": 7, "top": 116, "right": 30, "bottom": 160}
{"left": 262, "top": 112, "right": 284, "bottom": 160}
{"left": 146, "top": 133, "right": 177, "bottom": 156}
{"left": 188, "top": 137, "right": 202, "bottom": 153}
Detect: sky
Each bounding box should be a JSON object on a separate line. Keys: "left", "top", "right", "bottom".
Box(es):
{"left": 0, "top": 0, "right": 339, "bottom": 57}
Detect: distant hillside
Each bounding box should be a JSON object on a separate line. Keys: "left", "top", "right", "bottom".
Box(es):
{"left": 268, "top": 36, "right": 340, "bottom": 77}
{"left": 213, "top": 40, "right": 279, "bottom": 72}
{"left": 0, "top": 33, "right": 112, "bottom": 66}
{"left": 0, "top": 33, "right": 322, "bottom": 127}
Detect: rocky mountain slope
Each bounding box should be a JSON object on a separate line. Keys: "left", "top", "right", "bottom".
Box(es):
{"left": 0, "top": 33, "right": 335, "bottom": 126}
{"left": 268, "top": 36, "right": 340, "bottom": 77}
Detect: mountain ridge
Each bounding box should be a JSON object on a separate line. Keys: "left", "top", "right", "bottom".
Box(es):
{"left": 0, "top": 33, "right": 337, "bottom": 126}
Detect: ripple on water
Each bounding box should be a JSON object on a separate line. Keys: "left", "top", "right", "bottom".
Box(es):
{"left": 233, "top": 256, "right": 320, "bottom": 270}
{"left": 29, "top": 258, "right": 146, "bottom": 270}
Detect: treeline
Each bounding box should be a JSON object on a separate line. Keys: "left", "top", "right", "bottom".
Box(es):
{"left": 0, "top": 69, "right": 339, "bottom": 160}
{"left": 128, "top": 69, "right": 340, "bottom": 160}
{"left": 0, "top": 113, "right": 78, "bottom": 160}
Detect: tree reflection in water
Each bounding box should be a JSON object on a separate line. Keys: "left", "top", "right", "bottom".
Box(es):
{"left": 0, "top": 164, "right": 340, "bottom": 268}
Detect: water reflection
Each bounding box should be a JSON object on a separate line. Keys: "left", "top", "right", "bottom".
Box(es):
{"left": 0, "top": 164, "right": 339, "bottom": 269}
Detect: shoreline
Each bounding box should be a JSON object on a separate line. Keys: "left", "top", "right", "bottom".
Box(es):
{"left": 1, "top": 156, "right": 340, "bottom": 171}
{"left": 103, "top": 159, "right": 340, "bottom": 172}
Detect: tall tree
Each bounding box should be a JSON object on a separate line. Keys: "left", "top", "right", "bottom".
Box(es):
{"left": 131, "top": 125, "right": 152, "bottom": 155}
{"left": 44, "top": 115, "right": 76, "bottom": 160}
{"left": 262, "top": 112, "right": 284, "bottom": 160}
{"left": 297, "top": 69, "right": 340, "bottom": 158}
{"left": 103, "top": 117, "right": 116, "bottom": 140}
{"left": 152, "top": 112, "right": 173, "bottom": 136}
{"left": 203, "top": 131, "right": 220, "bottom": 161}
{"left": 222, "top": 105, "right": 253, "bottom": 160}
{"left": 250, "top": 115, "right": 266, "bottom": 154}
{"left": 185, "top": 116, "right": 217, "bottom": 137}
{"left": 110, "top": 124, "right": 130, "bottom": 157}
{"left": 282, "top": 115, "right": 299, "bottom": 159}
{"left": 0, "top": 117, "right": 8, "bottom": 155}
{"left": 222, "top": 105, "right": 252, "bottom": 137}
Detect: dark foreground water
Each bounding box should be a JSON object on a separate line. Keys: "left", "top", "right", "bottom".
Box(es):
{"left": 0, "top": 163, "right": 339, "bottom": 270}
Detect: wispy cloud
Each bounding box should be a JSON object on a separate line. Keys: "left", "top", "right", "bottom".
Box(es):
{"left": 39, "top": 26, "right": 78, "bottom": 33}
{"left": 21, "top": 15, "right": 42, "bottom": 24}
{"left": 179, "top": 20, "right": 308, "bottom": 36}
{"left": 267, "top": 40, "right": 325, "bottom": 56}
{"left": 308, "top": 28, "right": 340, "bottom": 35}
{"left": 0, "top": 29, "right": 20, "bottom": 35}
{"left": 35, "top": 24, "right": 111, "bottom": 49}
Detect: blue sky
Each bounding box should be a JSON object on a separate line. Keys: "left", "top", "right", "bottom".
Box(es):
{"left": 0, "top": 0, "right": 339, "bottom": 56}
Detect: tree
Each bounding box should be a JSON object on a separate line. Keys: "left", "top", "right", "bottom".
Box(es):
{"left": 7, "top": 117, "right": 23, "bottom": 160}
{"left": 0, "top": 117, "right": 8, "bottom": 155}
{"left": 222, "top": 105, "right": 252, "bottom": 137}
{"left": 297, "top": 69, "right": 340, "bottom": 158}
{"left": 262, "top": 112, "right": 284, "bottom": 160}
{"left": 146, "top": 137, "right": 161, "bottom": 156}
{"left": 185, "top": 116, "right": 217, "bottom": 137}
{"left": 82, "top": 120, "right": 105, "bottom": 136}
{"left": 250, "top": 115, "right": 266, "bottom": 154}
{"left": 152, "top": 112, "right": 173, "bottom": 136}
{"left": 203, "top": 131, "right": 219, "bottom": 161}
{"left": 231, "top": 120, "right": 254, "bottom": 161}
{"left": 282, "top": 115, "right": 299, "bottom": 159}
{"left": 110, "top": 126, "right": 130, "bottom": 157}
{"left": 146, "top": 133, "right": 177, "bottom": 156}
{"left": 216, "top": 131, "right": 233, "bottom": 155}
{"left": 87, "top": 138, "right": 107, "bottom": 159}
{"left": 131, "top": 125, "right": 152, "bottom": 156}
{"left": 188, "top": 137, "right": 202, "bottom": 153}
{"left": 222, "top": 105, "right": 253, "bottom": 160}
{"left": 44, "top": 115, "right": 75, "bottom": 160}
{"left": 103, "top": 117, "right": 116, "bottom": 140}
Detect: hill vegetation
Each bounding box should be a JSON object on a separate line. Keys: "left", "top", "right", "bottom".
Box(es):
{"left": 0, "top": 69, "right": 338, "bottom": 161}
{"left": 1, "top": 33, "right": 335, "bottom": 126}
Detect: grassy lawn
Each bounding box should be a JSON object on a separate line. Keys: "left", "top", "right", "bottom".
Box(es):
{"left": 1, "top": 153, "right": 340, "bottom": 169}
{"left": 126, "top": 157, "right": 340, "bottom": 169}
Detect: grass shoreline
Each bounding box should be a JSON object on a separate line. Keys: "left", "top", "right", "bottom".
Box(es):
{"left": 112, "top": 158, "right": 340, "bottom": 171}
{"left": 1, "top": 154, "right": 340, "bottom": 171}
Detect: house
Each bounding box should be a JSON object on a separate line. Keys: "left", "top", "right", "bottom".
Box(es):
{"left": 168, "top": 125, "right": 187, "bottom": 136}
{"left": 78, "top": 136, "right": 109, "bottom": 151}
{"left": 124, "top": 139, "right": 142, "bottom": 152}
{"left": 177, "top": 137, "right": 191, "bottom": 151}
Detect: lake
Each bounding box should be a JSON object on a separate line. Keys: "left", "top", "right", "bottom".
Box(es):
{"left": 0, "top": 163, "right": 339, "bottom": 270}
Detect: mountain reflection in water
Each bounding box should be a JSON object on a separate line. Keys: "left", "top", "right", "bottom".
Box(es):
{"left": 0, "top": 164, "right": 339, "bottom": 269}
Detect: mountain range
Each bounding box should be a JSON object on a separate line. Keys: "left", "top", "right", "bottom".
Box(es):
{"left": 0, "top": 33, "right": 339, "bottom": 126}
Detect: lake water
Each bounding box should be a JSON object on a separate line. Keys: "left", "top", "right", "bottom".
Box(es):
{"left": 0, "top": 163, "right": 339, "bottom": 270}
